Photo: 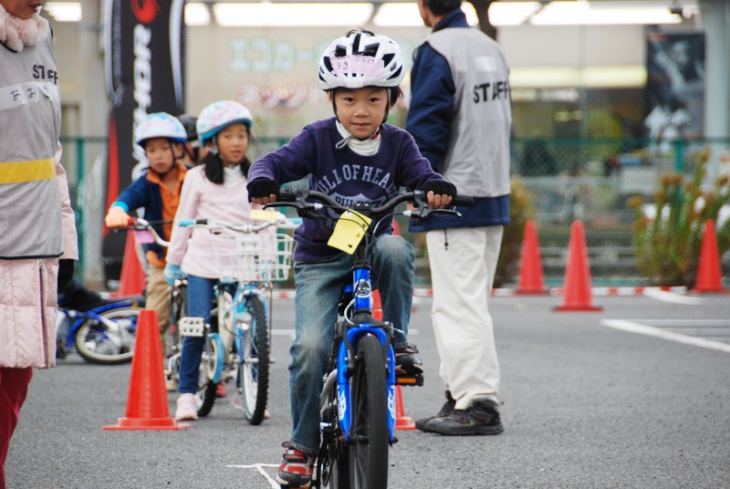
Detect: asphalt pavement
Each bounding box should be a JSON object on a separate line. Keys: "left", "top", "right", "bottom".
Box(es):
{"left": 7, "top": 291, "right": 730, "bottom": 489}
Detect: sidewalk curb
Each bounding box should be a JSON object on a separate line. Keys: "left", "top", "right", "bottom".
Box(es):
{"left": 270, "top": 286, "right": 690, "bottom": 300}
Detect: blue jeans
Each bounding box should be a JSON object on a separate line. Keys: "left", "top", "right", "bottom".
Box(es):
{"left": 179, "top": 275, "right": 216, "bottom": 394}
{"left": 288, "top": 234, "right": 414, "bottom": 454}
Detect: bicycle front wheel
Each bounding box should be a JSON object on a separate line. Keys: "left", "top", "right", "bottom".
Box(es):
{"left": 238, "top": 294, "right": 270, "bottom": 425}
{"left": 347, "top": 334, "right": 389, "bottom": 489}
{"left": 197, "top": 332, "right": 223, "bottom": 417}
{"left": 75, "top": 307, "right": 140, "bottom": 365}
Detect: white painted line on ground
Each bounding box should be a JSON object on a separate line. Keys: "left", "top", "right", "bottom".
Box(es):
{"left": 642, "top": 287, "right": 706, "bottom": 305}
{"left": 228, "top": 463, "right": 279, "bottom": 488}
{"left": 601, "top": 319, "right": 730, "bottom": 354}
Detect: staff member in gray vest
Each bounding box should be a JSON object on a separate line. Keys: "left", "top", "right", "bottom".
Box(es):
{"left": 407, "top": 0, "right": 511, "bottom": 436}
{"left": 0, "top": 0, "right": 78, "bottom": 484}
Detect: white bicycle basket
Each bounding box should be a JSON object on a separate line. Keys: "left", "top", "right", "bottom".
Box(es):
{"left": 212, "top": 232, "right": 295, "bottom": 282}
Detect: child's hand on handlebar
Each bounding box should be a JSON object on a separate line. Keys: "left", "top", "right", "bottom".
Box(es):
{"left": 423, "top": 180, "right": 456, "bottom": 209}
{"left": 247, "top": 178, "right": 280, "bottom": 205}
{"left": 105, "top": 206, "right": 131, "bottom": 228}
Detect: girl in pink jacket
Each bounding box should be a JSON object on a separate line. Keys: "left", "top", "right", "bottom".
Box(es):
{"left": 163, "top": 100, "right": 260, "bottom": 421}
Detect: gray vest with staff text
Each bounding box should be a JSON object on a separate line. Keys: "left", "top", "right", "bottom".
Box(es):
{"left": 0, "top": 33, "right": 63, "bottom": 258}
{"left": 425, "top": 28, "right": 511, "bottom": 198}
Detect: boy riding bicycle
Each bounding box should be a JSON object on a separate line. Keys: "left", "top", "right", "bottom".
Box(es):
{"left": 247, "top": 30, "right": 456, "bottom": 489}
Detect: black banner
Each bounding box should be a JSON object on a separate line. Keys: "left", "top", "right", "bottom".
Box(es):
{"left": 103, "top": 0, "right": 185, "bottom": 282}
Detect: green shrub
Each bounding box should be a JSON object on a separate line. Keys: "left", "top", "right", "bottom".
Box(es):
{"left": 630, "top": 147, "right": 730, "bottom": 287}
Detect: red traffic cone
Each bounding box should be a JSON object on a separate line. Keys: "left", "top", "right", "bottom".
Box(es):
{"left": 372, "top": 289, "right": 383, "bottom": 321}
{"left": 394, "top": 385, "right": 416, "bottom": 430}
{"left": 554, "top": 221, "right": 603, "bottom": 312}
{"left": 372, "top": 290, "right": 416, "bottom": 429}
{"left": 104, "top": 310, "right": 190, "bottom": 430}
{"left": 117, "top": 231, "right": 146, "bottom": 296}
{"left": 516, "top": 220, "right": 548, "bottom": 294}
{"left": 695, "top": 219, "right": 724, "bottom": 292}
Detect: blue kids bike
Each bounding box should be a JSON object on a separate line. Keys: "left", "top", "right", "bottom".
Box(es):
{"left": 176, "top": 212, "right": 299, "bottom": 423}
{"left": 268, "top": 187, "right": 470, "bottom": 488}
{"left": 56, "top": 293, "right": 141, "bottom": 365}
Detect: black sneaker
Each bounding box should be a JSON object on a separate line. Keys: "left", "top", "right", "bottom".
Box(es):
{"left": 415, "top": 390, "right": 455, "bottom": 433}
{"left": 426, "top": 399, "right": 504, "bottom": 436}
{"left": 395, "top": 343, "right": 424, "bottom": 376}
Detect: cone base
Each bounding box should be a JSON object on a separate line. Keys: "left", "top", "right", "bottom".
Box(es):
{"left": 554, "top": 304, "right": 603, "bottom": 312}
{"left": 103, "top": 417, "right": 191, "bottom": 431}
{"left": 693, "top": 286, "right": 726, "bottom": 293}
{"left": 395, "top": 417, "right": 416, "bottom": 431}
{"left": 515, "top": 288, "right": 550, "bottom": 295}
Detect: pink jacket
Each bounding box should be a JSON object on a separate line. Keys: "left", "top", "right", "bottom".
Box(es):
{"left": 0, "top": 160, "right": 79, "bottom": 369}
{"left": 166, "top": 166, "right": 265, "bottom": 279}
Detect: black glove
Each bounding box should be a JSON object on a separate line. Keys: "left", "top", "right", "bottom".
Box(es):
{"left": 57, "top": 259, "right": 75, "bottom": 294}
{"left": 423, "top": 180, "right": 457, "bottom": 198}
{"left": 247, "top": 178, "right": 280, "bottom": 201}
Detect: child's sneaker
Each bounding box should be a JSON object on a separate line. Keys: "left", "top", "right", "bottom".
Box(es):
{"left": 395, "top": 343, "right": 423, "bottom": 376}
{"left": 215, "top": 381, "right": 227, "bottom": 398}
{"left": 275, "top": 442, "right": 315, "bottom": 488}
{"left": 175, "top": 393, "right": 198, "bottom": 421}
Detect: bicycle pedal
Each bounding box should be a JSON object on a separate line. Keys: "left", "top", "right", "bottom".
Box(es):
{"left": 396, "top": 374, "right": 424, "bottom": 386}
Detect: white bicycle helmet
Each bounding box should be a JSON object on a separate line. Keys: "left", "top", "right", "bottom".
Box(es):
{"left": 318, "top": 30, "right": 404, "bottom": 91}
{"left": 134, "top": 112, "right": 187, "bottom": 146}
{"left": 197, "top": 100, "right": 253, "bottom": 147}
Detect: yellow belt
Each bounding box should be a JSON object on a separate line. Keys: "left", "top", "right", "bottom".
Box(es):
{"left": 0, "top": 158, "right": 55, "bottom": 184}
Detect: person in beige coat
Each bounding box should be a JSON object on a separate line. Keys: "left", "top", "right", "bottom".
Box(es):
{"left": 0, "top": 0, "right": 78, "bottom": 486}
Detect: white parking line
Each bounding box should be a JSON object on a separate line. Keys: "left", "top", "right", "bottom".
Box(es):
{"left": 601, "top": 319, "right": 730, "bottom": 354}
{"left": 228, "top": 463, "right": 279, "bottom": 488}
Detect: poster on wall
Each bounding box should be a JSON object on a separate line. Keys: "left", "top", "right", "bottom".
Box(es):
{"left": 644, "top": 31, "right": 705, "bottom": 144}
{"left": 102, "top": 0, "right": 186, "bottom": 283}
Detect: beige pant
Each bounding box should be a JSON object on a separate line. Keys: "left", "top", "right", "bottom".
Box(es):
{"left": 426, "top": 226, "right": 503, "bottom": 410}
{"left": 146, "top": 264, "right": 171, "bottom": 355}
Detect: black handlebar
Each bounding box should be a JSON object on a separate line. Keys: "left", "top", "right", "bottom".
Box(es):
{"left": 270, "top": 186, "right": 473, "bottom": 219}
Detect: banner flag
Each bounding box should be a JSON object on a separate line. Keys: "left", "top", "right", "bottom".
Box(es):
{"left": 102, "top": 0, "right": 185, "bottom": 283}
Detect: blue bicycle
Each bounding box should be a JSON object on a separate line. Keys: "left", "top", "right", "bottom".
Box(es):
{"left": 56, "top": 298, "right": 141, "bottom": 365}
{"left": 177, "top": 212, "right": 298, "bottom": 423}
{"left": 268, "top": 187, "right": 469, "bottom": 488}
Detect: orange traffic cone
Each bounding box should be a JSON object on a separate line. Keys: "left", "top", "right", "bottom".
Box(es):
{"left": 394, "top": 385, "right": 416, "bottom": 430}
{"left": 104, "top": 310, "right": 190, "bottom": 431}
{"left": 554, "top": 220, "right": 603, "bottom": 312}
{"left": 695, "top": 219, "right": 724, "bottom": 292}
{"left": 372, "top": 289, "right": 383, "bottom": 321}
{"left": 516, "top": 220, "right": 548, "bottom": 294}
{"left": 117, "top": 231, "right": 146, "bottom": 296}
{"left": 372, "top": 290, "right": 416, "bottom": 429}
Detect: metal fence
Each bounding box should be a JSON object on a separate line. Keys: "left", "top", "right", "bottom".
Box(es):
{"left": 64, "top": 136, "right": 730, "bottom": 286}
{"left": 510, "top": 137, "right": 730, "bottom": 285}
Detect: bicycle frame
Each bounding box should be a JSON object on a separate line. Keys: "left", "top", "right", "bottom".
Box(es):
{"left": 59, "top": 300, "right": 138, "bottom": 353}
{"left": 268, "top": 186, "right": 469, "bottom": 487}
{"left": 333, "top": 247, "right": 398, "bottom": 443}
